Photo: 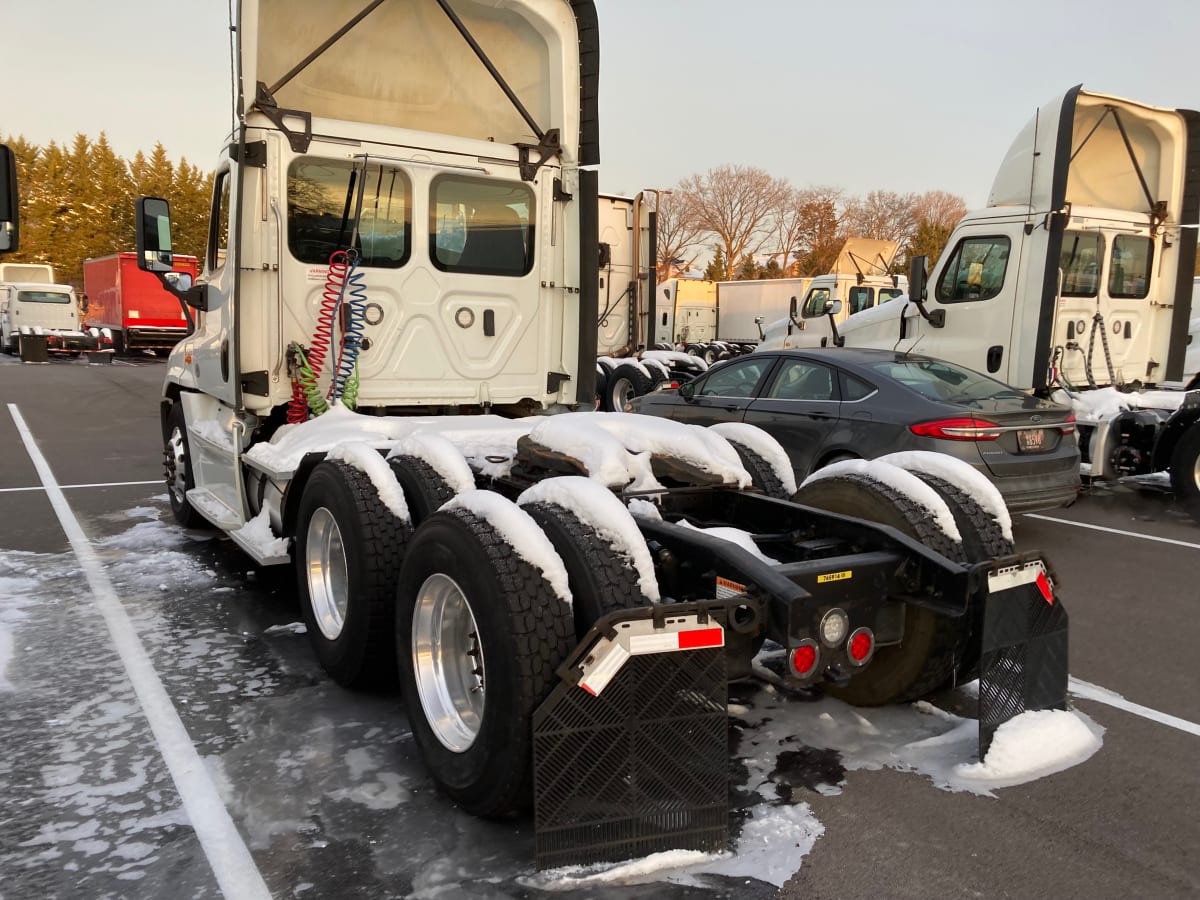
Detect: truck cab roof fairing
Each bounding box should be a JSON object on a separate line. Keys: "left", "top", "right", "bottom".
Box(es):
{"left": 989, "top": 86, "right": 1194, "bottom": 221}
{"left": 237, "top": 0, "right": 583, "bottom": 161}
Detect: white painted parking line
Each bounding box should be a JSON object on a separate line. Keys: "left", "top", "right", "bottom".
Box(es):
{"left": 1070, "top": 677, "right": 1200, "bottom": 738}
{"left": 0, "top": 480, "right": 161, "bottom": 494}
{"left": 7, "top": 403, "right": 272, "bottom": 900}
{"left": 1024, "top": 513, "right": 1200, "bottom": 550}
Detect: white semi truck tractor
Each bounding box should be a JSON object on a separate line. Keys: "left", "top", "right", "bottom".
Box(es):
{"left": 136, "top": 0, "right": 1071, "bottom": 866}
{"left": 826, "top": 87, "right": 1200, "bottom": 521}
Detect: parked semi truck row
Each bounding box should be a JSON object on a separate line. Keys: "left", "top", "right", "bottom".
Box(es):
{"left": 761, "top": 87, "right": 1200, "bottom": 522}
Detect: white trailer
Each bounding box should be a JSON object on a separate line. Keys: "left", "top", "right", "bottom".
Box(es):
{"left": 135, "top": 0, "right": 1071, "bottom": 864}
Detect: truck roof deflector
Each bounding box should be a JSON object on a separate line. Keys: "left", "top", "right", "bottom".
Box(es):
{"left": 1070, "top": 104, "right": 1168, "bottom": 232}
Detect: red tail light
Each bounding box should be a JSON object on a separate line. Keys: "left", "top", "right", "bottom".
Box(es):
{"left": 1058, "top": 414, "right": 1076, "bottom": 435}
{"left": 847, "top": 628, "right": 874, "bottom": 666}
{"left": 910, "top": 417, "right": 1002, "bottom": 441}
{"left": 789, "top": 640, "right": 819, "bottom": 677}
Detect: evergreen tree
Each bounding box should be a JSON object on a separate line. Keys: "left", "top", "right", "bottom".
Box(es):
{"left": 703, "top": 245, "right": 726, "bottom": 281}
{"left": 736, "top": 253, "right": 760, "bottom": 280}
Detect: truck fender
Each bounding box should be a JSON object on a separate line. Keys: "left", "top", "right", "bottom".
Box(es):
{"left": 1151, "top": 405, "right": 1200, "bottom": 472}
{"left": 279, "top": 451, "right": 330, "bottom": 539}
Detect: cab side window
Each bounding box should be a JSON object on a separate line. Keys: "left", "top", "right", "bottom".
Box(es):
{"left": 847, "top": 286, "right": 874, "bottom": 314}
{"left": 207, "top": 170, "right": 231, "bottom": 272}
{"left": 936, "top": 236, "right": 1010, "bottom": 303}
{"left": 801, "top": 288, "right": 831, "bottom": 318}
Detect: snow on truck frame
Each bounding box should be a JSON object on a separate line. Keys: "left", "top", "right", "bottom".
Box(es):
{"left": 135, "top": 0, "right": 1069, "bottom": 867}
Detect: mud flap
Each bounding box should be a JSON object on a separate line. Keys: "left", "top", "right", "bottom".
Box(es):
{"left": 978, "top": 559, "right": 1069, "bottom": 757}
{"left": 532, "top": 612, "right": 729, "bottom": 870}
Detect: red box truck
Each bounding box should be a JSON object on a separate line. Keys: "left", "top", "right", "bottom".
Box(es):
{"left": 82, "top": 252, "right": 198, "bottom": 354}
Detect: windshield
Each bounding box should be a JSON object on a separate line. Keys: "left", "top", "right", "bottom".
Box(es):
{"left": 867, "top": 358, "right": 1025, "bottom": 405}
{"left": 18, "top": 290, "right": 72, "bottom": 304}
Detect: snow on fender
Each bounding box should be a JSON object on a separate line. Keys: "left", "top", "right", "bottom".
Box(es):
{"left": 877, "top": 450, "right": 1013, "bottom": 543}
{"left": 388, "top": 432, "right": 475, "bottom": 496}
{"left": 517, "top": 476, "right": 660, "bottom": 602}
{"left": 708, "top": 422, "right": 798, "bottom": 496}
{"left": 800, "top": 458, "right": 962, "bottom": 542}
{"left": 441, "top": 490, "right": 573, "bottom": 608}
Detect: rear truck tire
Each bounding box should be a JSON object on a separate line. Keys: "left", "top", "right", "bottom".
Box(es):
{"left": 906, "top": 472, "right": 1015, "bottom": 686}
{"left": 703, "top": 345, "right": 721, "bottom": 365}
{"left": 722, "top": 438, "right": 790, "bottom": 499}
{"left": 395, "top": 507, "right": 574, "bottom": 817}
{"left": 388, "top": 455, "right": 457, "bottom": 526}
{"left": 295, "top": 459, "right": 411, "bottom": 689}
{"left": 522, "top": 500, "right": 648, "bottom": 638}
{"left": 1169, "top": 424, "right": 1200, "bottom": 523}
{"left": 163, "top": 401, "right": 203, "bottom": 529}
{"left": 604, "top": 362, "right": 653, "bottom": 412}
{"left": 790, "top": 472, "right": 966, "bottom": 706}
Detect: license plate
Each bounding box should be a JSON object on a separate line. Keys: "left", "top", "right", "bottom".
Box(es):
{"left": 1017, "top": 428, "right": 1045, "bottom": 452}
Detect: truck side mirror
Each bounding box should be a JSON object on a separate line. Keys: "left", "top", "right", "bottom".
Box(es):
{"left": 0, "top": 145, "right": 19, "bottom": 254}
{"left": 905, "top": 254, "right": 945, "bottom": 329}
{"left": 908, "top": 255, "right": 928, "bottom": 303}
{"left": 823, "top": 298, "right": 843, "bottom": 316}
{"left": 136, "top": 197, "right": 175, "bottom": 272}
{"left": 825, "top": 299, "right": 845, "bottom": 347}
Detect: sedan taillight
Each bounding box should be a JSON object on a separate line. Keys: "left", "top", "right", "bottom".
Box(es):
{"left": 1058, "top": 413, "right": 1077, "bottom": 435}
{"left": 910, "top": 417, "right": 1002, "bottom": 441}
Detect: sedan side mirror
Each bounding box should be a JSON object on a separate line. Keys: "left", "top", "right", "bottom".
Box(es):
{"left": 679, "top": 380, "right": 697, "bottom": 401}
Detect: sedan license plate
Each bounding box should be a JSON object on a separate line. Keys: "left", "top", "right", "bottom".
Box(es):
{"left": 1017, "top": 428, "right": 1045, "bottom": 452}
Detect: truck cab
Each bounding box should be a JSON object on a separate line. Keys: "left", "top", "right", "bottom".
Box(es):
{"left": 0, "top": 281, "right": 89, "bottom": 356}
{"left": 654, "top": 278, "right": 718, "bottom": 347}
{"left": 838, "top": 87, "right": 1198, "bottom": 392}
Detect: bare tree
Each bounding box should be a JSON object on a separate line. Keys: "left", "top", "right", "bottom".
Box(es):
{"left": 912, "top": 190, "right": 968, "bottom": 231}
{"left": 790, "top": 186, "right": 846, "bottom": 276}
{"left": 842, "top": 189, "right": 919, "bottom": 248}
{"left": 653, "top": 190, "right": 703, "bottom": 281}
{"left": 677, "top": 165, "right": 787, "bottom": 280}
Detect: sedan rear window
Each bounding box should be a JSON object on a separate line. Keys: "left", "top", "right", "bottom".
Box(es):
{"left": 866, "top": 359, "right": 1025, "bottom": 406}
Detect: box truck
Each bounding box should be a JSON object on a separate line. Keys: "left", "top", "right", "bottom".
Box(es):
{"left": 82, "top": 252, "right": 198, "bottom": 354}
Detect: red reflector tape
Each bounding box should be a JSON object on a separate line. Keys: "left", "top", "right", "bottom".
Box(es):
{"left": 678, "top": 627, "right": 724, "bottom": 649}
{"left": 1036, "top": 571, "right": 1054, "bottom": 605}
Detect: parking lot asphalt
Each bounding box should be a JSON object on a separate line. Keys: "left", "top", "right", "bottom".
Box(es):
{"left": 1, "top": 353, "right": 1197, "bottom": 899}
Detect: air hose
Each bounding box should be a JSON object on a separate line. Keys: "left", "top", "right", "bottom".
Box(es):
{"left": 286, "top": 249, "right": 368, "bottom": 420}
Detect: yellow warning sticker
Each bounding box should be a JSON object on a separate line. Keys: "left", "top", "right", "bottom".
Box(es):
{"left": 715, "top": 576, "right": 746, "bottom": 599}
{"left": 817, "top": 570, "right": 852, "bottom": 584}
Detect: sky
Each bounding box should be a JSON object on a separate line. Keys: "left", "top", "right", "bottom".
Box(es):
{"left": 5, "top": 0, "right": 1200, "bottom": 208}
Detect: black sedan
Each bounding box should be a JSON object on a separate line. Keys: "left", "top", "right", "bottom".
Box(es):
{"left": 627, "top": 348, "right": 1080, "bottom": 513}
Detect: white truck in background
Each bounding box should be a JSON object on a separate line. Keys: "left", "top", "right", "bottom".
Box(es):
{"left": 133, "top": 0, "right": 1071, "bottom": 864}
{"left": 653, "top": 277, "right": 718, "bottom": 347}
{"left": 696, "top": 239, "right": 905, "bottom": 353}
{"left": 0, "top": 263, "right": 95, "bottom": 359}
{"left": 822, "top": 87, "right": 1200, "bottom": 521}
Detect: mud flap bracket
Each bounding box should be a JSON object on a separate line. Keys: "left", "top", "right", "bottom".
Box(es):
{"left": 978, "top": 558, "right": 1069, "bottom": 757}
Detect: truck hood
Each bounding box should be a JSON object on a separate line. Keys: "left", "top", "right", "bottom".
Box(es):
{"left": 989, "top": 86, "right": 1193, "bottom": 222}
{"left": 238, "top": 0, "right": 584, "bottom": 159}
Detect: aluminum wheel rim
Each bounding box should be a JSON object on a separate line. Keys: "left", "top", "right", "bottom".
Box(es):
{"left": 1192, "top": 451, "right": 1200, "bottom": 489}
{"left": 412, "top": 572, "right": 484, "bottom": 752}
{"left": 166, "top": 426, "right": 188, "bottom": 504}
{"left": 610, "top": 376, "right": 635, "bottom": 410}
{"left": 306, "top": 507, "right": 349, "bottom": 641}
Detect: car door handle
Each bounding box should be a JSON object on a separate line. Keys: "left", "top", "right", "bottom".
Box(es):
{"left": 723, "top": 404, "right": 739, "bottom": 412}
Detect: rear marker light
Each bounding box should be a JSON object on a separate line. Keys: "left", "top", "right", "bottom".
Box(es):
{"left": 819, "top": 609, "right": 849, "bottom": 647}
{"left": 847, "top": 628, "right": 874, "bottom": 666}
{"left": 789, "top": 640, "right": 819, "bottom": 677}
{"left": 910, "top": 417, "right": 1002, "bottom": 441}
